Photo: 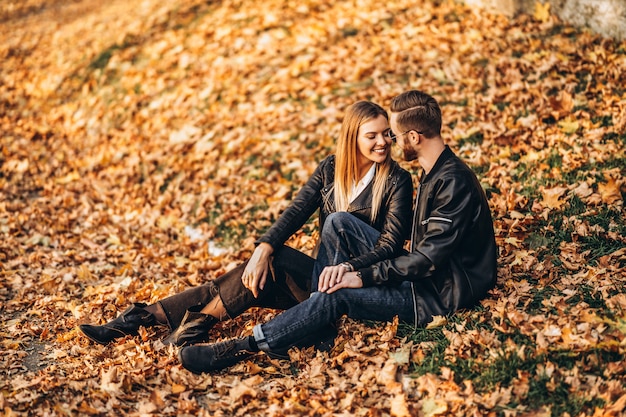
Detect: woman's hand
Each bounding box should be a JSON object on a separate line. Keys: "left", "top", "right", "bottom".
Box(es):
{"left": 318, "top": 265, "right": 363, "bottom": 293}
{"left": 241, "top": 242, "right": 274, "bottom": 298}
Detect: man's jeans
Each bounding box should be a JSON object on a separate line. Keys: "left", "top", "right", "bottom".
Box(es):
{"left": 253, "top": 212, "right": 416, "bottom": 355}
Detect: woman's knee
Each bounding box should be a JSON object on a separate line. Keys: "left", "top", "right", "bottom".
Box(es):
{"left": 322, "top": 212, "right": 357, "bottom": 237}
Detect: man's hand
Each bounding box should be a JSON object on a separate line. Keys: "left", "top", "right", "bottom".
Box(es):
{"left": 241, "top": 242, "right": 273, "bottom": 298}
{"left": 319, "top": 265, "right": 363, "bottom": 294}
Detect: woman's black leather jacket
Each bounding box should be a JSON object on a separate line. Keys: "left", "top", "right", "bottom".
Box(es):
{"left": 359, "top": 146, "right": 498, "bottom": 326}
{"left": 257, "top": 155, "right": 413, "bottom": 271}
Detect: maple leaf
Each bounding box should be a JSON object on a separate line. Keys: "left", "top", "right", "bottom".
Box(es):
{"left": 534, "top": 2, "right": 551, "bottom": 22}
{"left": 540, "top": 185, "right": 568, "bottom": 210}
{"left": 598, "top": 174, "right": 623, "bottom": 205}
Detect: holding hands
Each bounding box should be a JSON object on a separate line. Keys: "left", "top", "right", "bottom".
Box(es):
{"left": 318, "top": 263, "right": 363, "bottom": 293}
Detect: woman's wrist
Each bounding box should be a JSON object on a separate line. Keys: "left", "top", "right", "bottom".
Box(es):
{"left": 340, "top": 262, "right": 353, "bottom": 272}
{"left": 256, "top": 242, "right": 274, "bottom": 256}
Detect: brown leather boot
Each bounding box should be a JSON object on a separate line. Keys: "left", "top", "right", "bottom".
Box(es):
{"left": 79, "top": 303, "right": 155, "bottom": 345}
{"left": 163, "top": 305, "right": 218, "bottom": 346}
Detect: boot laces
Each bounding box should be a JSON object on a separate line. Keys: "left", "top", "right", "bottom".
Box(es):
{"left": 214, "top": 338, "right": 251, "bottom": 358}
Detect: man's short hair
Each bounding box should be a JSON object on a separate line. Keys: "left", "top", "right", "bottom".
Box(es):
{"left": 390, "top": 90, "right": 442, "bottom": 138}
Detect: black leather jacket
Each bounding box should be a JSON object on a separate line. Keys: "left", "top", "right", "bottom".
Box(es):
{"left": 360, "top": 146, "right": 497, "bottom": 326}
{"left": 258, "top": 155, "right": 413, "bottom": 270}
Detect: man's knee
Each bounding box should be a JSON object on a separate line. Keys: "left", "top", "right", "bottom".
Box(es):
{"left": 309, "top": 290, "right": 347, "bottom": 312}
{"left": 306, "top": 288, "right": 351, "bottom": 320}
{"left": 309, "top": 290, "right": 332, "bottom": 307}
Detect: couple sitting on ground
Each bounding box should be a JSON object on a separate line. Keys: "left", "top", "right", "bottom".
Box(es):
{"left": 79, "top": 90, "right": 497, "bottom": 373}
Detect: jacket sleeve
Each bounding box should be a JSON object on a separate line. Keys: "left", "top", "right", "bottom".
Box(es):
{"left": 359, "top": 174, "right": 475, "bottom": 286}
{"left": 345, "top": 168, "right": 413, "bottom": 271}
{"left": 256, "top": 157, "right": 329, "bottom": 250}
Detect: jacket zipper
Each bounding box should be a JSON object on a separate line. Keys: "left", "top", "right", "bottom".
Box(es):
{"left": 409, "top": 184, "right": 420, "bottom": 328}
{"left": 421, "top": 216, "right": 453, "bottom": 225}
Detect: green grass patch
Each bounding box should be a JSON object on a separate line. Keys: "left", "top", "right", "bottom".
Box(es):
{"left": 89, "top": 46, "right": 118, "bottom": 70}
{"left": 399, "top": 316, "right": 611, "bottom": 416}
{"left": 458, "top": 131, "right": 484, "bottom": 147}
{"left": 398, "top": 323, "right": 450, "bottom": 375}
{"left": 524, "top": 372, "right": 603, "bottom": 417}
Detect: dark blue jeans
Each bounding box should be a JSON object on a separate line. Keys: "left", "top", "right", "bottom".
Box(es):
{"left": 312, "top": 212, "right": 385, "bottom": 291}
{"left": 253, "top": 212, "right": 416, "bottom": 355}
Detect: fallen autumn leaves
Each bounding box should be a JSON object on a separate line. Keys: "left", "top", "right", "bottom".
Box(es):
{"left": 1, "top": 0, "right": 625, "bottom": 415}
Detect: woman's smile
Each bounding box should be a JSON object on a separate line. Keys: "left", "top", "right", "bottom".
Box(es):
{"left": 356, "top": 114, "right": 392, "bottom": 167}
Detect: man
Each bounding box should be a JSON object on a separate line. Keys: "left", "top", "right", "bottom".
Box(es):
{"left": 178, "top": 90, "right": 498, "bottom": 373}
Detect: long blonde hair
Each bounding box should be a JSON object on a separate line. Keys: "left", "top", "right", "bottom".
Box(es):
{"left": 333, "top": 101, "right": 392, "bottom": 223}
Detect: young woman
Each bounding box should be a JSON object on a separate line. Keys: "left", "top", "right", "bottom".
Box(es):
{"left": 79, "top": 101, "right": 413, "bottom": 348}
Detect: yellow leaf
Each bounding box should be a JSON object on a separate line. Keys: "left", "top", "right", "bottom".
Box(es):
{"left": 422, "top": 398, "right": 448, "bottom": 417}
{"left": 171, "top": 383, "right": 186, "bottom": 394}
{"left": 107, "top": 234, "right": 122, "bottom": 246}
{"left": 603, "top": 316, "right": 626, "bottom": 336}
{"left": 58, "top": 327, "right": 79, "bottom": 342}
{"left": 534, "top": 1, "right": 551, "bottom": 22}
{"left": 558, "top": 118, "right": 579, "bottom": 134}
{"left": 56, "top": 171, "right": 81, "bottom": 184}
{"left": 426, "top": 315, "right": 447, "bottom": 329}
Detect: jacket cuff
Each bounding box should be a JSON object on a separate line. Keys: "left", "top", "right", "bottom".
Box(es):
{"left": 254, "top": 237, "right": 276, "bottom": 250}
{"left": 359, "top": 266, "right": 377, "bottom": 287}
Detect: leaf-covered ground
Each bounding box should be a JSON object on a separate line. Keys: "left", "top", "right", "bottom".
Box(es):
{"left": 1, "top": 0, "right": 625, "bottom": 415}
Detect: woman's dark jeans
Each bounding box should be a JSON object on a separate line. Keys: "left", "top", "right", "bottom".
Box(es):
{"left": 312, "top": 212, "right": 386, "bottom": 291}
{"left": 157, "top": 245, "right": 314, "bottom": 329}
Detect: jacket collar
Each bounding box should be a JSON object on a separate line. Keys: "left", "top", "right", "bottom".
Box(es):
{"left": 349, "top": 179, "right": 374, "bottom": 210}
{"left": 420, "top": 145, "right": 454, "bottom": 184}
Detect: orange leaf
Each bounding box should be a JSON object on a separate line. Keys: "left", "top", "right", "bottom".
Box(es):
{"left": 598, "top": 176, "right": 622, "bottom": 205}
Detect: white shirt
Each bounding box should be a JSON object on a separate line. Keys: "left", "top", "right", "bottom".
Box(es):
{"left": 349, "top": 163, "right": 376, "bottom": 203}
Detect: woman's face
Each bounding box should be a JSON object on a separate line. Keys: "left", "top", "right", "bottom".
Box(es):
{"left": 356, "top": 114, "right": 392, "bottom": 167}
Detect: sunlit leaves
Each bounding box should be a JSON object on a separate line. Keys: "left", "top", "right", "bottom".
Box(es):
{"left": 1, "top": 0, "right": 625, "bottom": 415}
